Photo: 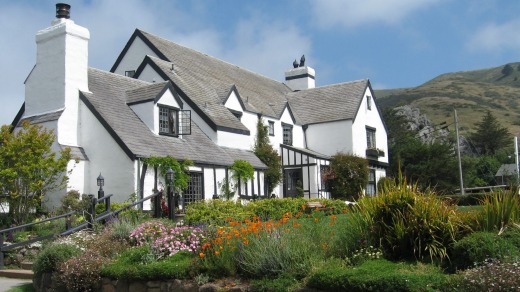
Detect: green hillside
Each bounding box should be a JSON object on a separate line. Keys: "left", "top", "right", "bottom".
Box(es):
{"left": 376, "top": 62, "right": 520, "bottom": 137}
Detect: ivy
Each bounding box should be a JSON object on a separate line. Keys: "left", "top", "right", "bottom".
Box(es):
{"left": 230, "top": 160, "right": 255, "bottom": 182}
{"left": 254, "top": 118, "right": 282, "bottom": 194}
{"left": 142, "top": 156, "right": 193, "bottom": 192}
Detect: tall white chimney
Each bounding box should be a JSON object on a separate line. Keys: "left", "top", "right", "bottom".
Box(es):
{"left": 24, "top": 3, "right": 90, "bottom": 146}
{"left": 284, "top": 55, "right": 315, "bottom": 91}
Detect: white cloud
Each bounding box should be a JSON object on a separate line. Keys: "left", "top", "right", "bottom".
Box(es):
{"left": 467, "top": 20, "right": 520, "bottom": 53}
{"left": 310, "top": 0, "right": 444, "bottom": 29}
{"left": 222, "top": 17, "right": 311, "bottom": 81}
{"left": 0, "top": 0, "right": 310, "bottom": 125}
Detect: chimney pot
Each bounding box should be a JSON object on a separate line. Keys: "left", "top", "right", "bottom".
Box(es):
{"left": 56, "top": 3, "right": 71, "bottom": 19}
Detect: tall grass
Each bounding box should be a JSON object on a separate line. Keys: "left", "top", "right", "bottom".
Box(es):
{"left": 478, "top": 188, "right": 519, "bottom": 232}
{"left": 356, "top": 176, "right": 460, "bottom": 262}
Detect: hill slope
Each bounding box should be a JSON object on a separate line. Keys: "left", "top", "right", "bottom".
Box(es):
{"left": 376, "top": 62, "right": 520, "bottom": 137}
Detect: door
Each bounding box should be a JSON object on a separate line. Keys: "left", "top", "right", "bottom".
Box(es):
{"left": 284, "top": 168, "right": 303, "bottom": 198}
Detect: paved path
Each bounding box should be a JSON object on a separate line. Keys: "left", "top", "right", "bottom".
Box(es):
{"left": 0, "top": 277, "right": 32, "bottom": 291}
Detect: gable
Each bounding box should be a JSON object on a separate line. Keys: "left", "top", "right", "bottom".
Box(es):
{"left": 111, "top": 30, "right": 166, "bottom": 76}
{"left": 224, "top": 86, "right": 245, "bottom": 112}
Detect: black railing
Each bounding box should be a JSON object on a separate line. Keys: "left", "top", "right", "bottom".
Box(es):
{"left": 0, "top": 190, "right": 165, "bottom": 268}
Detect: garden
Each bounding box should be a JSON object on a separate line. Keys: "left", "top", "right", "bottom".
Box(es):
{"left": 19, "top": 176, "right": 520, "bottom": 292}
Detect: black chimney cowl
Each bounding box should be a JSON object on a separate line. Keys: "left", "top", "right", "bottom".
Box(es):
{"left": 56, "top": 3, "right": 71, "bottom": 19}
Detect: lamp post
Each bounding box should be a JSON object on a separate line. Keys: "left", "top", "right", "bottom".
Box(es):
{"left": 97, "top": 173, "right": 104, "bottom": 199}
{"left": 166, "top": 168, "right": 175, "bottom": 220}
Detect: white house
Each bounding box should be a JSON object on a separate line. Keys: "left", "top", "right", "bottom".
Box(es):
{"left": 12, "top": 4, "right": 388, "bottom": 209}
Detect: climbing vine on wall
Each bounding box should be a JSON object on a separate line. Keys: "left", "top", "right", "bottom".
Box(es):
{"left": 142, "top": 156, "right": 193, "bottom": 192}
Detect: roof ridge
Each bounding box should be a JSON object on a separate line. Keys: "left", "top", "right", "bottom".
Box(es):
{"left": 138, "top": 29, "right": 290, "bottom": 87}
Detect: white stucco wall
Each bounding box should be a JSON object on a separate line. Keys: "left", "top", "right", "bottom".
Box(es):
{"left": 278, "top": 107, "right": 304, "bottom": 148}
{"left": 216, "top": 131, "right": 251, "bottom": 149}
{"left": 138, "top": 65, "right": 166, "bottom": 85}
{"left": 306, "top": 120, "right": 353, "bottom": 156}
{"left": 130, "top": 102, "right": 154, "bottom": 131}
{"left": 78, "top": 101, "right": 136, "bottom": 203}
{"left": 112, "top": 36, "right": 159, "bottom": 76}
{"left": 351, "top": 88, "right": 388, "bottom": 163}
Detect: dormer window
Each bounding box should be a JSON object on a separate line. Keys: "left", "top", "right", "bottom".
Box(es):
{"left": 229, "top": 109, "right": 243, "bottom": 121}
{"left": 159, "top": 106, "right": 178, "bottom": 136}
{"left": 125, "top": 70, "right": 136, "bottom": 78}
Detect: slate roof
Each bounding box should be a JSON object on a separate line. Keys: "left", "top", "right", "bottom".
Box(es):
{"left": 496, "top": 164, "right": 518, "bottom": 177}
{"left": 19, "top": 110, "right": 64, "bottom": 125}
{"left": 126, "top": 81, "right": 169, "bottom": 105}
{"left": 81, "top": 68, "right": 266, "bottom": 169}
{"left": 130, "top": 30, "right": 371, "bottom": 128}
{"left": 286, "top": 79, "right": 369, "bottom": 125}
{"left": 136, "top": 30, "right": 291, "bottom": 118}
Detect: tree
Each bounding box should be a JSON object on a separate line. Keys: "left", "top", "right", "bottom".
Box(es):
{"left": 383, "top": 108, "right": 459, "bottom": 193}
{"left": 470, "top": 111, "right": 510, "bottom": 155}
{"left": 0, "top": 121, "right": 73, "bottom": 224}
{"left": 502, "top": 64, "right": 514, "bottom": 76}
{"left": 254, "top": 119, "right": 282, "bottom": 195}
{"left": 324, "top": 153, "right": 368, "bottom": 200}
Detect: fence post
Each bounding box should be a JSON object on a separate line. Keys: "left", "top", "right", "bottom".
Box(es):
{"left": 105, "top": 195, "right": 111, "bottom": 213}
{"left": 0, "top": 232, "right": 4, "bottom": 268}
{"left": 154, "top": 191, "right": 161, "bottom": 218}
{"left": 65, "top": 213, "right": 71, "bottom": 230}
{"left": 87, "top": 194, "right": 96, "bottom": 229}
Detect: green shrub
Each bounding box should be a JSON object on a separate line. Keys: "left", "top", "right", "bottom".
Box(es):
{"left": 101, "top": 247, "right": 193, "bottom": 280}
{"left": 105, "top": 217, "right": 138, "bottom": 242}
{"left": 449, "top": 231, "right": 520, "bottom": 271}
{"left": 327, "top": 212, "right": 371, "bottom": 259}
{"left": 477, "top": 188, "right": 519, "bottom": 231}
{"left": 55, "top": 252, "right": 105, "bottom": 291}
{"left": 324, "top": 153, "right": 369, "bottom": 200}
{"left": 356, "top": 176, "right": 460, "bottom": 262}
{"left": 184, "top": 199, "right": 252, "bottom": 225}
{"left": 236, "top": 228, "right": 315, "bottom": 279}
{"left": 33, "top": 243, "right": 82, "bottom": 274}
{"left": 250, "top": 275, "right": 300, "bottom": 292}
{"left": 307, "top": 259, "right": 449, "bottom": 291}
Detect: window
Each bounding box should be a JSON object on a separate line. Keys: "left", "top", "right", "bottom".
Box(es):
{"left": 125, "top": 70, "right": 135, "bottom": 78}
{"left": 268, "top": 121, "right": 275, "bottom": 136}
{"left": 184, "top": 172, "right": 203, "bottom": 205}
{"left": 320, "top": 165, "right": 330, "bottom": 191}
{"left": 366, "top": 169, "right": 376, "bottom": 196}
{"left": 282, "top": 123, "right": 293, "bottom": 145}
{"left": 366, "top": 127, "right": 376, "bottom": 149}
{"left": 366, "top": 95, "right": 372, "bottom": 110}
{"left": 159, "top": 106, "right": 178, "bottom": 135}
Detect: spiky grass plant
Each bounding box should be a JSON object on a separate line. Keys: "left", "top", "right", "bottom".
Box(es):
{"left": 356, "top": 175, "right": 460, "bottom": 262}
{"left": 478, "top": 187, "right": 519, "bottom": 232}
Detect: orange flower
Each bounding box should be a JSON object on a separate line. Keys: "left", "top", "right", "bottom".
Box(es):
{"left": 314, "top": 217, "right": 319, "bottom": 222}
{"left": 342, "top": 209, "right": 347, "bottom": 214}
{"left": 301, "top": 204, "right": 306, "bottom": 210}
{"left": 199, "top": 252, "right": 205, "bottom": 258}
{"left": 214, "top": 251, "right": 220, "bottom": 256}
{"left": 330, "top": 215, "right": 337, "bottom": 220}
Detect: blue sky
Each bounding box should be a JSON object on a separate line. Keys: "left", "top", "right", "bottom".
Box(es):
{"left": 1, "top": 0, "right": 519, "bottom": 126}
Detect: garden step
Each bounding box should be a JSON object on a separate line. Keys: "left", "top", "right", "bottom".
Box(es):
{"left": 0, "top": 269, "right": 33, "bottom": 279}
{"left": 21, "top": 262, "right": 33, "bottom": 270}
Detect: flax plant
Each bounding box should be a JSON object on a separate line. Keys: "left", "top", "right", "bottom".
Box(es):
{"left": 356, "top": 175, "right": 459, "bottom": 262}
{"left": 478, "top": 188, "right": 519, "bottom": 232}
